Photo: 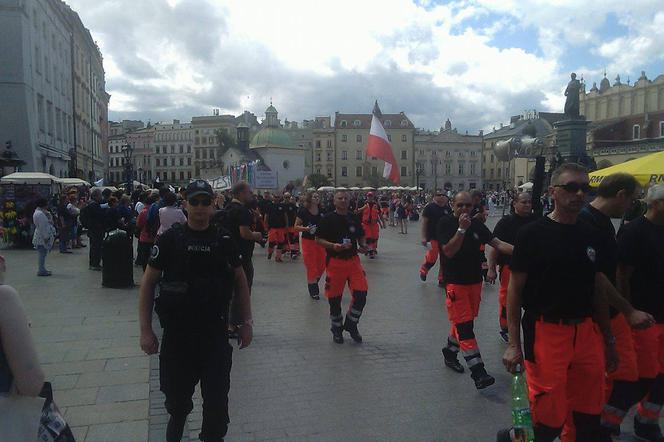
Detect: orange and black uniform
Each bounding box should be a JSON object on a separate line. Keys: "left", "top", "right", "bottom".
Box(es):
{"left": 492, "top": 213, "right": 535, "bottom": 332}
{"left": 316, "top": 211, "right": 368, "bottom": 335}
{"left": 298, "top": 207, "right": 325, "bottom": 296}
{"left": 617, "top": 216, "right": 664, "bottom": 432}
{"left": 360, "top": 202, "right": 381, "bottom": 255}
{"left": 566, "top": 205, "right": 639, "bottom": 439}
{"left": 512, "top": 216, "right": 604, "bottom": 442}
{"left": 265, "top": 202, "right": 287, "bottom": 259}
{"left": 437, "top": 217, "right": 494, "bottom": 380}
{"left": 420, "top": 202, "right": 451, "bottom": 283}
{"left": 285, "top": 202, "right": 299, "bottom": 256}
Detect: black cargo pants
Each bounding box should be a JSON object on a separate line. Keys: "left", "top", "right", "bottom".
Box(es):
{"left": 159, "top": 326, "right": 233, "bottom": 442}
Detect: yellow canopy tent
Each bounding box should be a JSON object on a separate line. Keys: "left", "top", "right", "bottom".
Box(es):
{"left": 589, "top": 150, "right": 664, "bottom": 187}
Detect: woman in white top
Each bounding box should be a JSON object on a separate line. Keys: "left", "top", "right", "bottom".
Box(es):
{"left": 157, "top": 192, "right": 187, "bottom": 236}
{"left": 31, "top": 198, "right": 55, "bottom": 277}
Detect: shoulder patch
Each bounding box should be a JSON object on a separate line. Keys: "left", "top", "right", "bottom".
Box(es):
{"left": 586, "top": 246, "right": 596, "bottom": 263}
{"left": 151, "top": 245, "right": 160, "bottom": 260}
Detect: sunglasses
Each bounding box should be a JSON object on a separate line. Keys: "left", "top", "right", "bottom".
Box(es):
{"left": 455, "top": 203, "right": 473, "bottom": 208}
{"left": 554, "top": 182, "right": 592, "bottom": 194}
{"left": 188, "top": 197, "right": 212, "bottom": 206}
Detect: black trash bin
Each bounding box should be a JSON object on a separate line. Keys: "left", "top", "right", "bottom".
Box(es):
{"left": 102, "top": 229, "right": 134, "bottom": 288}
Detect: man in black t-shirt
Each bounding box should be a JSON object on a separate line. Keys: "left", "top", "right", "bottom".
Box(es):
{"left": 419, "top": 191, "right": 451, "bottom": 284}
{"left": 226, "top": 181, "right": 263, "bottom": 288}
{"left": 498, "top": 164, "right": 617, "bottom": 442}
{"left": 487, "top": 192, "right": 536, "bottom": 343}
{"left": 138, "top": 180, "right": 252, "bottom": 442}
{"left": 316, "top": 191, "right": 369, "bottom": 344}
{"left": 284, "top": 193, "right": 300, "bottom": 259}
{"left": 264, "top": 194, "right": 288, "bottom": 262}
{"left": 572, "top": 173, "right": 655, "bottom": 440}
{"left": 437, "top": 191, "right": 513, "bottom": 390}
{"left": 616, "top": 184, "right": 664, "bottom": 441}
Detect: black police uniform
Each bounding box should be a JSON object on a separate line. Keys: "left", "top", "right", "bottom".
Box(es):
{"left": 149, "top": 222, "right": 241, "bottom": 441}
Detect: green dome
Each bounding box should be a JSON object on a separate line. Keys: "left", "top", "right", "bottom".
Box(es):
{"left": 265, "top": 104, "right": 278, "bottom": 113}
{"left": 250, "top": 127, "right": 294, "bottom": 149}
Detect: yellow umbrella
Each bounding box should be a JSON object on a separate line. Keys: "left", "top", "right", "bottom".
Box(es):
{"left": 589, "top": 150, "right": 664, "bottom": 187}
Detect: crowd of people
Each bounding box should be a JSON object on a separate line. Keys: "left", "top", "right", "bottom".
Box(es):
{"left": 3, "top": 164, "right": 662, "bottom": 441}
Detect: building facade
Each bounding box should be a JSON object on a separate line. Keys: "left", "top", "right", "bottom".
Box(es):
{"left": 581, "top": 71, "right": 664, "bottom": 123}
{"left": 414, "top": 119, "right": 482, "bottom": 191}
{"left": 107, "top": 134, "right": 125, "bottom": 185}
{"left": 0, "top": 0, "right": 75, "bottom": 178}
{"left": 153, "top": 120, "right": 194, "bottom": 186}
{"left": 333, "top": 105, "right": 415, "bottom": 187}
{"left": 588, "top": 110, "right": 664, "bottom": 168}
{"left": 57, "top": 1, "right": 108, "bottom": 181}
{"left": 191, "top": 113, "right": 237, "bottom": 179}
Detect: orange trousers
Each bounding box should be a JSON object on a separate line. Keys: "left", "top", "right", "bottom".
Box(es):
{"left": 420, "top": 239, "right": 443, "bottom": 282}
{"left": 301, "top": 238, "right": 326, "bottom": 283}
{"left": 633, "top": 324, "right": 664, "bottom": 425}
{"left": 498, "top": 265, "right": 511, "bottom": 331}
{"left": 362, "top": 223, "right": 379, "bottom": 251}
{"left": 444, "top": 283, "right": 484, "bottom": 370}
{"left": 324, "top": 256, "right": 368, "bottom": 299}
{"left": 524, "top": 318, "right": 604, "bottom": 440}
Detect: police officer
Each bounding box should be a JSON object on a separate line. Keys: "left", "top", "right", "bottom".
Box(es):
{"left": 138, "top": 180, "right": 253, "bottom": 442}
{"left": 316, "top": 190, "right": 369, "bottom": 344}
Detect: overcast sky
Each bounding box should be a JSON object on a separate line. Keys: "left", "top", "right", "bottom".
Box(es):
{"left": 67, "top": 0, "right": 664, "bottom": 132}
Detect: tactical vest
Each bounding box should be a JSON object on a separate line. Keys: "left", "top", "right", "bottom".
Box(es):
{"left": 154, "top": 223, "right": 235, "bottom": 330}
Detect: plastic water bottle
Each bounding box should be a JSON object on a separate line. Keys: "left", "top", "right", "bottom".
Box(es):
{"left": 512, "top": 364, "right": 535, "bottom": 442}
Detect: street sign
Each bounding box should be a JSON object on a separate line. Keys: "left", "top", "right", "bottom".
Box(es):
{"left": 254, "top": 171, "right": 278, "bottom": 189}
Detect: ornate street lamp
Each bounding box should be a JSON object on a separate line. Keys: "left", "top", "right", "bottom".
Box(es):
{"left": 1, "top": 140, "right": 25, "bottom": 176}
{"left": 121, "top": 143, "right": 133, "bottom": 194}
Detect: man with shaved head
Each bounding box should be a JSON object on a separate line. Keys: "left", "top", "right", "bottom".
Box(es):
{"left": 437, "top": 191, "right": 513, "bottom": 390}
{"left": 487, "top": 192, "right": 536, "bottom": 344}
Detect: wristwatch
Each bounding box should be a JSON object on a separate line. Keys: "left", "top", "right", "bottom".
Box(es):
{"left": 457, "top": 228, "right": 467, "bottom": 234}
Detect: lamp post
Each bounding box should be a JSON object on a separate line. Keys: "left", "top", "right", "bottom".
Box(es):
{"left": 415, "top": 161, "right": 423, "bottom": 191}
{"left": 1, "top": 140, "right": 25, "bottom": 177}
{"left": 138, "top": 167, "right": 144, "bottom": 186}
{"left": 121, "top": 143, "right": 133, "bottom": 194}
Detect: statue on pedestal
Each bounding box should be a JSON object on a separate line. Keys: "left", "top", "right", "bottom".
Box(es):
{"left": 564, "top": 73, "right": 581, "bottom": 119}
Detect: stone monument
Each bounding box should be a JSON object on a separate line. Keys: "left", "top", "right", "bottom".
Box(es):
{"left": 553, "top": 73, "right": 593, "bottom": 167}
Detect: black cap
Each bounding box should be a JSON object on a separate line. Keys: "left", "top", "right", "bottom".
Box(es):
{"left": 185, "top": 180, "right": 214, "bottom": 199}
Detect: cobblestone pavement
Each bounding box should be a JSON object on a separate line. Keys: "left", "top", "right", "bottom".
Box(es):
{"left": 5, "top": 215, "right": 646, "bottom": 441}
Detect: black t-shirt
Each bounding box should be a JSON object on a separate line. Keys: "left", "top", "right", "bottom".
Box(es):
{"left": 297, "top": 207, "right": 322, "bottom": 240}
{"left": 422, "top": 202, "right": 451, "bottom": 241}
{"left": 266, "top": 203, "right": 287, "bottom": 228}
{"left": 225, "top": 200, "right": 255, "bottom": 262}
{"left": 492, "top": 213, "right": 537, "bottom": 267}
{"left": 578, "top": 205, "right": 617, "bottom": 284}
{"left": 285, "top": 203, "right": 298, "bottom": 226}
{"left": 511, "top": 216, "right": 600, "bottom": 319}
{"left": 436, "top": 217, "right": 494, "bottom": 284}
{"left": 316, "top": 211, "right": 365, "bottom": 259}
{"left": 617, "top": 216, "right": 664, "bottom": 323}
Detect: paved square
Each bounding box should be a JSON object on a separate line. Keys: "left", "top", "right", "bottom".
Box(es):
{"left": 5, "top": 217, "right": 650, "bottom": 441}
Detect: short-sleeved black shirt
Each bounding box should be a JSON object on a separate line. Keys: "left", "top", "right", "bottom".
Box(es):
{"left": 436, "top": 217, "right": 494, "bottom": 284}
{"left": 492, "top": 213, "right": 536, "bottom": 267}
{"left": 297, "top": 207, "right": 322, "bottom": 240}
{"left": 578, "top": 205, "right": 617, "bottom": 284}
{"left": 225, "top": 200, "right": 255, "bottom": 262}
{"left": 617, "top": 216, "right": 664, "bottom": 323}
{"left": 316, "top": 211, "right": 365, "bottom": 259}
{"left": 511, "top": 216, "right": 600, "bottom": 319}
{"left": 422, "top": 202, "right": 451, "bottom": 241}
{"left": 265, "top": 203, "right": 287, "bottom": 228}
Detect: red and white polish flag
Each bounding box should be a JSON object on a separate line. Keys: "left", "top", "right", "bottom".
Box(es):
{"left": 366, "top": 114, "right": 400, "bottom": 184}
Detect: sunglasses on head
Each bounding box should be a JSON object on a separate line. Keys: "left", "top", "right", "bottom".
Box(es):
{"left": 188, "top": 197, "right": 212, "bottom": 206}
{"left": 554, "top": 182, "right": 592, "bottom": 194}
{"left": 455, "top": 203, "right": 473, "bottom": 208}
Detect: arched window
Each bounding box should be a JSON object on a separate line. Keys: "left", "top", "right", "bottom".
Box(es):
{"left": 384, "top": 120, "right": 391, "bottom": 127}
{"left": 400, "top": 119, "right": 408, "bottom": 127}
{"left": 340, "top": 120, "right": 347, "bottom": 128}
{"left": 353, "top": 120, "right": 361, "bottom": 127}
